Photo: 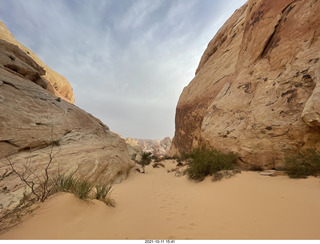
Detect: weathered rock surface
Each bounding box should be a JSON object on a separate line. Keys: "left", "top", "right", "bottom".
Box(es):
{"left": 170, "top": 0, "right": 320, "bottom": 168}
{"left": 125, "top": 137, "right": 172, "bottom": 158}
{"left": 0, "top": 35, "right": 134, "bottom": 212}
{"left": 0, "top": 21, "right": 74, "bottom": 103}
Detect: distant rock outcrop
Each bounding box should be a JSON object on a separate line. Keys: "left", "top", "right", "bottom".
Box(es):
{"left": 0, "top": 21, "right": 74, "bottom": 103}
{"left": 125, "top": 137, "right": 172, "bottom": 158}
{"left": 0, "top": 23, "right": 134, "bottom": 212}
{"left": 170, "top": 0, "right": 320, "bottom": 168}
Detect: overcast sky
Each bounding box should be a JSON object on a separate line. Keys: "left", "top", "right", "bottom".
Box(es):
{"left": 0, "top": 0, "right": 246, "bottom": 139}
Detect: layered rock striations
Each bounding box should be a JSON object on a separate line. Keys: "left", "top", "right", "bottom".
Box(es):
{"left": 170, "top": 0, "right": 320, "bottom": 168}
{"left": 0, "top": 23, "right": 134, "bottom": 211}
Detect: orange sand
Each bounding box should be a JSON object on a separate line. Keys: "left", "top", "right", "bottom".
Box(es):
{"left": 1, "top": 161, "right": 320, "bottom": 240}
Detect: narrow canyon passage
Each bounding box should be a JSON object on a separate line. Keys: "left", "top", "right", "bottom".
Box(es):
{"left": 1, "top": 160, "right": 320, "bottom": 239}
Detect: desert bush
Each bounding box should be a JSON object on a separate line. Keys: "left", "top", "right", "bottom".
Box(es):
{"left": 186, "top": 146, "right": 238, "bottom": 181}
{"left": 6, "top": 151, "right": 57, "bottom": 203}
{"left": 134, "top": 152, "right": 152, "bottom": 173}
{"left": 284, "top": 149, "right": 320, "bottom": 178}
{"left": 4, "top": 126, "right": 62, "bottom": 203}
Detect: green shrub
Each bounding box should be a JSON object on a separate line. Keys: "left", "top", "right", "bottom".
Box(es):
{"left": 186, "top": 146, "right": 238, "bottom": 181}
{"left": 284, "top": 149, "right": 320, "bottom": 178}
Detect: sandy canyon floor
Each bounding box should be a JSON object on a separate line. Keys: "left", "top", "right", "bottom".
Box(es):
{"left": 1, "top": 160, "right": 320, "bottom": 240}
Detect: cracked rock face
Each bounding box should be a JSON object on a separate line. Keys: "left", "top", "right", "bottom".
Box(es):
{"left": 0, "top": 34, "right": 134, "bottom": 212}
{"left": 170, "top": 0, "right": 320, "bottom": 168}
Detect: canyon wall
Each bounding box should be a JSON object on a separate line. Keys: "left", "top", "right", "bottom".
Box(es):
{"left": 170, "top": 0, "right": 320, "bottom": 168}
{"left": 0, "top": 22, "right": 134, "bottom": 212}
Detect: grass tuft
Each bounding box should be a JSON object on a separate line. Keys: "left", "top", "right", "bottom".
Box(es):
{"left": 95, "top": 185, "right": 115, "bottom": 207}
{"left": 54, "top": 173, "right": 75, "bottom": 192}
{"left": 95, "top": 185, "right": 112, "bottom": 200}
{"left": 73, "top": 179, "right": 94, "bottom": 200}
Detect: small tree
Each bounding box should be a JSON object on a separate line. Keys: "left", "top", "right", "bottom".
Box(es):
{"left": 136, "top": 152, "right": 152, "bottom": 173}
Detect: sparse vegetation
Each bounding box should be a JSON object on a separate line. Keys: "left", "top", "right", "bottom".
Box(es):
{"left": 284, "top": 149, "right": 320, "bottom": 178}
{"left": 53, "top": 173, "right": 115, "bottom": 206}
{"left": 185, "top": 146, "right": 238, "bottom": 181}
{"left": 5, "top": 157, "right": 115, "bottom": 206}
